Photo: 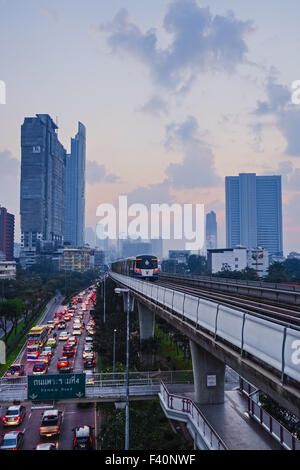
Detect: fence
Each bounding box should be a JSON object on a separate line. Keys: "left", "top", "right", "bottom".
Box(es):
{"left": 240, "top": 377, "right": 300, "bottom": 450}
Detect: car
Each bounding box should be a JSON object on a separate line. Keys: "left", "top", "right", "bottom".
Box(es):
{"left": 74, "top": 319, "right": 82, "bottom": 326}
{"left": 87, "top": 328, "right": 95, "bottom": 336}
{"left": 58, "top": 365, "right": 72, "bottom": 374}
{"left": 46, "top": 337, "right": 57, "bottom": 348}
{"left": 82, "top": 347, "right": 94, "bottom": 359}
{"left": 39, "top": 410, "right": 62, "bottom": 438}
{"left": 32, "top": 362, "right": 48, "bottom": 375}
{"left": 72, "top": 327, "right": 82, "bottom": 336}
{"left": 72, "top": 425, "right": 94, "bottom": 450}
{"left": 35, "top": 443, "right": 57, "bottom": 450}
{"left": 63, "top": 315, "right": 71, "bottom": 322}
{"left": 62, "top": 345, "right": 75, "bottom": 357}
{"left": 4, "top": 364, "right": 24, "bottom": 378}
{"left": 43, "top": 346, "right": 53, "bottom": 357}
{"left": 84, "top": 370, "right": 95, "bottom": 386}
{"left": 57, "top": 321, "right": 66, "bottom": 330}
{"left": 2, "top": 406, "right": 26, "bottom": 426}
{"left": 57, "top": 357, "right": 69, "bottom": 369}
{"left": 47, "top": 321, "right": 55, "bottom": 330}
{"left": 58, "top": 331, "right": 69, "bottom": 341}
{"left": 67, "top": 336, "right": 77, "bottom": 346}
{"left": 85, "top": 337, "right": 93, "bottom": 346}
{"left": 0, "top": 431, "right": 24, "bottom": 450}
{"left": 83, "top": 356, "right": 95, "bottom": 369}
{"left": 39, "top": 352, "right": 51, "bottom": 364}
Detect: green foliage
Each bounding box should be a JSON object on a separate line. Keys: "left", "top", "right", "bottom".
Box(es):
{"left": 99, "top": 401, "right": 185, "bottom": 450}
{"left": 259, "top": 394, "right": 300, "bottom": 438}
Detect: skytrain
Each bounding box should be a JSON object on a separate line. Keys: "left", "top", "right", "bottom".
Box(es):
{"left": 111, "top": 254, "right": 159, "bottom": 281}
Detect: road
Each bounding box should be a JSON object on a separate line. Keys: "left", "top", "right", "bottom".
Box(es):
{"left": 0, "top": 289, "right": 98, "bottom": 450}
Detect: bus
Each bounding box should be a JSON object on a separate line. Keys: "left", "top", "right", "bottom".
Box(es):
{"left": 26, "top": 325, "right": 49, "bottom": 362}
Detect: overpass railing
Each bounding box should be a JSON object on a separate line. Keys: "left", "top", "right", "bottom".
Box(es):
{"left": 109, "top": 272, "right": 300, "bottom": 385}
{"left": 159, "top": 382, "right": 227, "bottom": 450}
{"left": 159, "top": 272, "right": 300, "bottom": 306}
{"left": 239, "top": 377, "right": 300, "bottom": 450}
{"left": 0, "top": 370, "right": 194, "bottom": 403}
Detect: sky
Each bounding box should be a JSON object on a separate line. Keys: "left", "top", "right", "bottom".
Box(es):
{"left": 0, "top": 0, "right": 299, "bottom": 255}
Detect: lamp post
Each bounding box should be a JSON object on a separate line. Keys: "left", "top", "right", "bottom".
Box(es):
{"left": 103, "top": 276, "right": 106, "bottom": 323}
{"left": 114, "top": 287, "right": 130, "bottom": 451}
{"left": 113, "top": 328, "right": 117, "bottom": 378}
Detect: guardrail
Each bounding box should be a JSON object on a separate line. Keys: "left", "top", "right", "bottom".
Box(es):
{"left": 0, "top": 370, "right": 194, "bottom": 402}
{"left": 110, "top": 272, "right": 300, "bottom": 385}
{"left": 159, "top": 273, "right": 300, "bottom": 306}
{"left": 239, "top": 377, "right": 300, "bottom": 450}
{"left": 159, "top": 382, "right": 227, "bottom": 450}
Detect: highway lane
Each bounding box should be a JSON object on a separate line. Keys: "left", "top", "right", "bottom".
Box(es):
{"left": 0, "top": 288, "right": 98, "bottom": 450}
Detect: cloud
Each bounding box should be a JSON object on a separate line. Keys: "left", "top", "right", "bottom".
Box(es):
{"left": 86, "top": 160, "right": 118, "bottom": 184}
{"left": 254, "top": 72, "right": 300, "bottom": 156}
{"left": 42, "top": 7, "right": 60, "bottom": 23}
{"left": 127, "top": 181, "right": 174, "bottom": 207}
{"left": 99, "top": 0, "right": 254, "bottom": 93}
{"left": 140, "top": 95, "right": 168, "bottom": 116}
{"left": 264, "top": 161, "right": 300, "bottom": 191}
{"left": 164, "top": 116, "right": 221, "bottom": 189}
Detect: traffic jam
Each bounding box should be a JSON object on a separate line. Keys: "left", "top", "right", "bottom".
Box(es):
{"left": 0, "top": 286, "right": 98, "bottom": 450}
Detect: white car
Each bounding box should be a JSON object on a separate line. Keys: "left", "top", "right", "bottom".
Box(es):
{"left": 58, "top": 331, "right": 69, "bottom": 341}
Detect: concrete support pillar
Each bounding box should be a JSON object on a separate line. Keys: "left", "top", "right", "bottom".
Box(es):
{"left": 137, "top": 302, "right": 155, "bottom": 340}
{"left": 190, "top": 340, "right": 225, "bottom": 404}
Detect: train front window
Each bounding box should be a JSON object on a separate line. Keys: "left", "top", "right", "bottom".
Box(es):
{"left": 136, "top": 257, "right": 158, "bottom": 269}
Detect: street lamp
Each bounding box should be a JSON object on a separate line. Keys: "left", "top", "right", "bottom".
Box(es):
{"left": 113, "top": 328, "right": 117, "bottom": 378}
{"left": 103, "top": 276, "right": 106, "bottom": 323}
{"left": 114, "top": 287, "right": 130, "bottom": 451}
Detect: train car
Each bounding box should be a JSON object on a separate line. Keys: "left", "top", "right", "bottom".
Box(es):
{"left": 111, "top": 254, "right": 159, "bottom": 281}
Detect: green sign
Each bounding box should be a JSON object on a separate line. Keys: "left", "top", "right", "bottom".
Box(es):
{"left": 27, "top": 373, "right": 86, "bottom": 401}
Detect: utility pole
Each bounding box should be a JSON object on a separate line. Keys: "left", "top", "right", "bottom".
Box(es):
{"left": 113, "top": 328, "right": 117, "bottom": 379}
{"left": 103, "top": 276, "right": 106, "bottom": 323}
{"left": 125, "top": 291, "right": 130, "bottom": 451}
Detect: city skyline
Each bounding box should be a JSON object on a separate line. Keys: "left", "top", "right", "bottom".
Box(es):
{"left": 0, "top": 1, "right": 300, "bottom": 255}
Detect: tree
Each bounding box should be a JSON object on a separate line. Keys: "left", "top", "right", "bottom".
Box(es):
{"left": 264, "top": 262, "right": 289, "bottom": 283}
{"left": 187, "top": 255, "right": 207, "bottom": 275}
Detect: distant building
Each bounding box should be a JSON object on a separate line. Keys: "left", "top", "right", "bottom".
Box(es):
{"left": 206, "top": 211, "right": 217, "bottom": 250}
{"left": 20, "top": 114, "right": 66, "bottom": 267}
{"left": 85, "top": 227, "right": 96, "bottom": 248}
{"left": 65, "top": 122, "right": 86, "bottom": 247}
{"left": 0, "top": 261, "right": 16, "bottom": 280}
{"left": 287, "top": 252, "right": 300, "bottom": 260}
{"left": 122, "top": 239, "right": 152, "bottom": 258}
{"left": 207, "top": 246, "right": 269, "bottom": 277}
{"left": 0, "top": 206, "right": 14, "bottom": 260}
{"left": 169, "top": 250, "right": 190, "bottom": 264}
{"left": 59, "top": 247, "right": 91, "bottom": 273}
{"left": 151, "top": 238, "right": 163, "bottom": 259}
{"left": 226, "top": 173, "right": 283, "bottom": 256}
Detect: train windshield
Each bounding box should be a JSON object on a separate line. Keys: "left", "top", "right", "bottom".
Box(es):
{"left": 136, "top": 256, "right": 158, "bottom": 269}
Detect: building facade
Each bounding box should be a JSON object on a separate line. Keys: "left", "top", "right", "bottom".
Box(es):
{"left": 59, "top": 247, "right": 91, "bottom": 273}
{"left": 0, "top": 206, "right": 14, "bottom": 261}
{"left": 20, "top": 114, "right": 66, "bottom": 267}
{"left": 0, "top": 261, "right": 16, "bottom": 280}
{"left": 206, "top": 211, "right": 217, "bottom": 250}
{"left": 226, "top": 173, "right": 283, "bottom": 256}
{"left": 65, "top": 122, "right": 86, "bottom": 246}
{"left": 207, "top": 246, "right": 269, "bottom": 277}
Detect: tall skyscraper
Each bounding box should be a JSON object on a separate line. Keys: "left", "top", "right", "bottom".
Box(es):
{"left": 65, "top": 122, "right": 86, "bottom": 246}
{"left": 0, "top": 206, "right": 15, "bottom": 260}
{"left": 226, "top": 173, "right": 283, "bottom": 256}
{"left": 206, "top": 211, "right": 217, "bottom": 250}
{"left": 20, "top": 114, "right": 66, "bottom": 266}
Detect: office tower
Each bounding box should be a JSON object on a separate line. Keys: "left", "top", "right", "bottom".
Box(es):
{"left": 226, "top": 173, "right": 283, "bottom": 256}
{"left": 20, "top": 114, "right": 66, "bottom": 266}
{"left": 0, "top": 206, "right": 15, "bottom": 260}
{"left": 206, "top": 211, "right": 217, "bottom": 250}
{"left": 65, "top": 122, "right": 86, "bottom": 246}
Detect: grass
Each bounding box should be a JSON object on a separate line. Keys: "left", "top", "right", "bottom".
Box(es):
{"left": 155, "top": 325, "right": 192, "bottom": 370}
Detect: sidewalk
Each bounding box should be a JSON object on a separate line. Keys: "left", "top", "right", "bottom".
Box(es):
{"left": 167, "top": 386, "right": 283, "bottom": 450}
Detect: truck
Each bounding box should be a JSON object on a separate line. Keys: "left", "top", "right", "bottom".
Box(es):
{"left": 39, "top": 409, "right": 62, "bottom": 438}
